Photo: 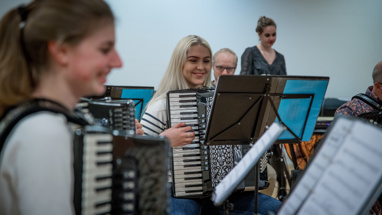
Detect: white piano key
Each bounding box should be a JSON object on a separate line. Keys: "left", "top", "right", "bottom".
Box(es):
{"left": 83, "top": 165, "right": 112, "bottom": 180}
{"left": 170, "top": 114, "right": 198, "bottom": 120}
{"left": 82, "top": 178, "right": 112, "bottom": 190}
{"left": 169, "top": 102, "right": 197, "bottom": 107}
{"left": 175, "top": 191, "right": 204, "bottom": 197}
{"left": 172, "top": 148, "right": 201, "bottom": 154}
{"left": 170, "top": 119, "right": 198, "bottom": 124}
{"left": 177, "top": 143, "right": 200, "bottom": 148}
{"left": 80, "top": 132, "right": 113, "bottom": 215}
{"left": 173, "top": 172, "right": 203, "bottom": 179}
{"left": 173, "top": 165, "right": 202, "bottom": 173}
{"left": 173, "top": 160, "right": 201, "bottom": 166}
{"left": 83, "top": 188, "right": 111, "bottom": 209}
{"left": 169, "top": 92, "right": 197, "bottom": 97}
{"left": 174, "top": 180, "right": 203, "bottom": 189}
{"left": 173, "top": 157, "right": 201, "bottom": 163}
{"left": 174, "top": 177, "right": 204, "bottom": 184}
{"left": 170, "top": 110, "right": 197, "bottom": 115}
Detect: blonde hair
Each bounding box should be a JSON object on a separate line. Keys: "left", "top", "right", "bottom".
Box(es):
{"left": 148, "top": 35, "right": 212, "bottom": 106}
{"left": 0, "top": 0, "right": 114, "bottom": 115}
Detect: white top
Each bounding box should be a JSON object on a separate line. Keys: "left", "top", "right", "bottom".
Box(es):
{"left": 0, "top": 112, "right": 74, "bottom": 215}
{"left": 140, "top": 98, "right": 168, "bottom": 136}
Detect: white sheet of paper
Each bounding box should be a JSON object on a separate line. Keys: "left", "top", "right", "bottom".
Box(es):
{"left": 278, "top": 116, "right": 382, "bottom": 215}
{"left": 212, "top": 122, "right": 284, "bottom": 205}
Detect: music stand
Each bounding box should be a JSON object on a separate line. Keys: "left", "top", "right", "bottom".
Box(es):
{"left": 90, "top": 85, "right": 155, "bottom": 121}
{"left": 204, "top": 75, "right": 329, "bottom": 214}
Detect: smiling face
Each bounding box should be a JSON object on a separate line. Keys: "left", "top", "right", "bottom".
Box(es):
{"left": 258, "top": 25, "right": 277, "bottom": 49}
{"left": 65, "top": 23, "right": 122, "bottom": 97}
{"left": 182, "top": 44, "right": 211, "bottom": 89}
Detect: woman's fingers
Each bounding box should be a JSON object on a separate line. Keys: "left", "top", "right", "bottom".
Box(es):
{"left": 135, "top": 119, "right": 144, "bottom": 135}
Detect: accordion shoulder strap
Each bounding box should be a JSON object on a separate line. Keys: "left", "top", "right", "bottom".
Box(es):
{"left": 352, "top": 93, "right": 382, "bottom": 111}
{"left": 0, "top": 98, "right": 89, "bottom": 152}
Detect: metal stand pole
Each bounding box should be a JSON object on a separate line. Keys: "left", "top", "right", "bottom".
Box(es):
{"left": 254, "top": 162, "right": 259, "bottom": 214}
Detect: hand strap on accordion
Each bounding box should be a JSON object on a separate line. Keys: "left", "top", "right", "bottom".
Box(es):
{"left": 0, "top": 98, "right": 89, "bottom": 152}
{"left": 352, "top": 93, "right": 382, "bottom": 111}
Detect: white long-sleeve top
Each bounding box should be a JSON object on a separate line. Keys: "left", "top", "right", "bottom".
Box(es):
{"left": 0, "top": 111, "right": 74, "bottom": 215}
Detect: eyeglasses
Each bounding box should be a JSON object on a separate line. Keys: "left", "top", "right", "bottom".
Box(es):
{"left": 214, "top": 65, "right": 236, "bottom": 73}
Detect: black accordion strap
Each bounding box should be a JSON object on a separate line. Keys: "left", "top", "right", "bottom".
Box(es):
{"left": 352, "top": 93, "right": 382, "bottom": 111}
{"left": 0, "top": 98, "right": 89, "bottom": 152}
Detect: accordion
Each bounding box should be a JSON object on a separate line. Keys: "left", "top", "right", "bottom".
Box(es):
{"left": 78, "top": 98, "right": 136, "bottom": 134}
{"left": 358, "top": 110, "right": 382, "bottom": 125}
{"left": 167, "top": 89, "right": 269, "bottom": 198}
{"left": 73, "top": 125, "right": 170, "bottom": 215}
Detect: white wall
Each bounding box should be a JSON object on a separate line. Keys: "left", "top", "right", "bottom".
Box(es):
{"left": 2, "top": 0, "right": 382, "bottom": 100}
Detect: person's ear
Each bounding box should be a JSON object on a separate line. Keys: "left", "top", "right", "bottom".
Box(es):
{"left": 47, "top": 41, "right": 69, "bottom": 65}
{"left": 374, "top": 82, "right": 380, "bottom": 90}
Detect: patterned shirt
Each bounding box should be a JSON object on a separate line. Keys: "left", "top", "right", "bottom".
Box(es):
{"left": 335, "top": 86, "right": 382, "bottom": 117}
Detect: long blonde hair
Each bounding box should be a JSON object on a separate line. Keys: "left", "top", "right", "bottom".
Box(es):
{"left": 148, "top": 35, "right": 212, "bottom": 106}
{"left": 0, "top": 0, "right": 114, "bottom": 116}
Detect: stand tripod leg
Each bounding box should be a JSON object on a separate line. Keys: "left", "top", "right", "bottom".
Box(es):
{"left": 254, "top": 162, "right": 259, "bottom": 214}
{"left": 269, "top": 144, "right": 293, "bottom": 201}
{"left": 288, "top": 143, "right": 299, "bottom": 170}
{"left": 223, "top": 200, "right": 233, "bottom": 215}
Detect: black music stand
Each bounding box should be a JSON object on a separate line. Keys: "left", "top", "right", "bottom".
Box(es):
{"left": 204, "top": 75, "right": 329, "bottom": 214}
{"left": 89, "top": 85, "right": 155, "bottom": 121}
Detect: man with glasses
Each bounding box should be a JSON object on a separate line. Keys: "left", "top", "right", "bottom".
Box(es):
{"left": 210, "top": 48, "right": 283, "bottom": 214}
{"left": 335, "top": 61, "right": 382, "bottom": 117}
{"left": 212, "top": 48, "right": 238, "bottom": 86}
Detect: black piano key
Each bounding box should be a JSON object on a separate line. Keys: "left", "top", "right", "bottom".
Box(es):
{"left": 184, "top": 171, "right": 202, "bottom": 175}
{"left": 183, "top": 158, "right": 201, "bottom": 162}
{"left": 184, "top": 176, "right": 203, "bottom": 180}
{"left": 184, "top": 164, "right": 202, "bottom": 168}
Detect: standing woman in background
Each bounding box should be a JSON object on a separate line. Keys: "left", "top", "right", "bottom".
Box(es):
{"left": 0, "top": 0, "right": 122, "bottom": 214}
{"left": 240, "top": 16, "right": 287, "bottom": 75}
{"left": 240, "top": 15, "right": 288, "bottom": 201}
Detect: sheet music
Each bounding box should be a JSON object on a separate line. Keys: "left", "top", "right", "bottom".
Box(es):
{"left": 278, "top": 116, "right": 382, "bottom": 215}
{"left": 212, "top": 122, "right": 284, "bottom": 205}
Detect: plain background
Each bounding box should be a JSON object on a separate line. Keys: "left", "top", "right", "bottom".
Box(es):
{"left": 1, "top": 0, "right": 382, "bottom": 100}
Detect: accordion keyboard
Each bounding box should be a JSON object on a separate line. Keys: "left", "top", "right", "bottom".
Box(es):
{"left": 74, "top": 127, "right": 114, "bottom": 215}
{"left": 74, "top": 126, "right": 170, "bottom": 214}
{"left": 168, "top": 91, "right": 210, "bottom": 197}
{"left": 167, "top": 89, "right": 270, "bottom": 198}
